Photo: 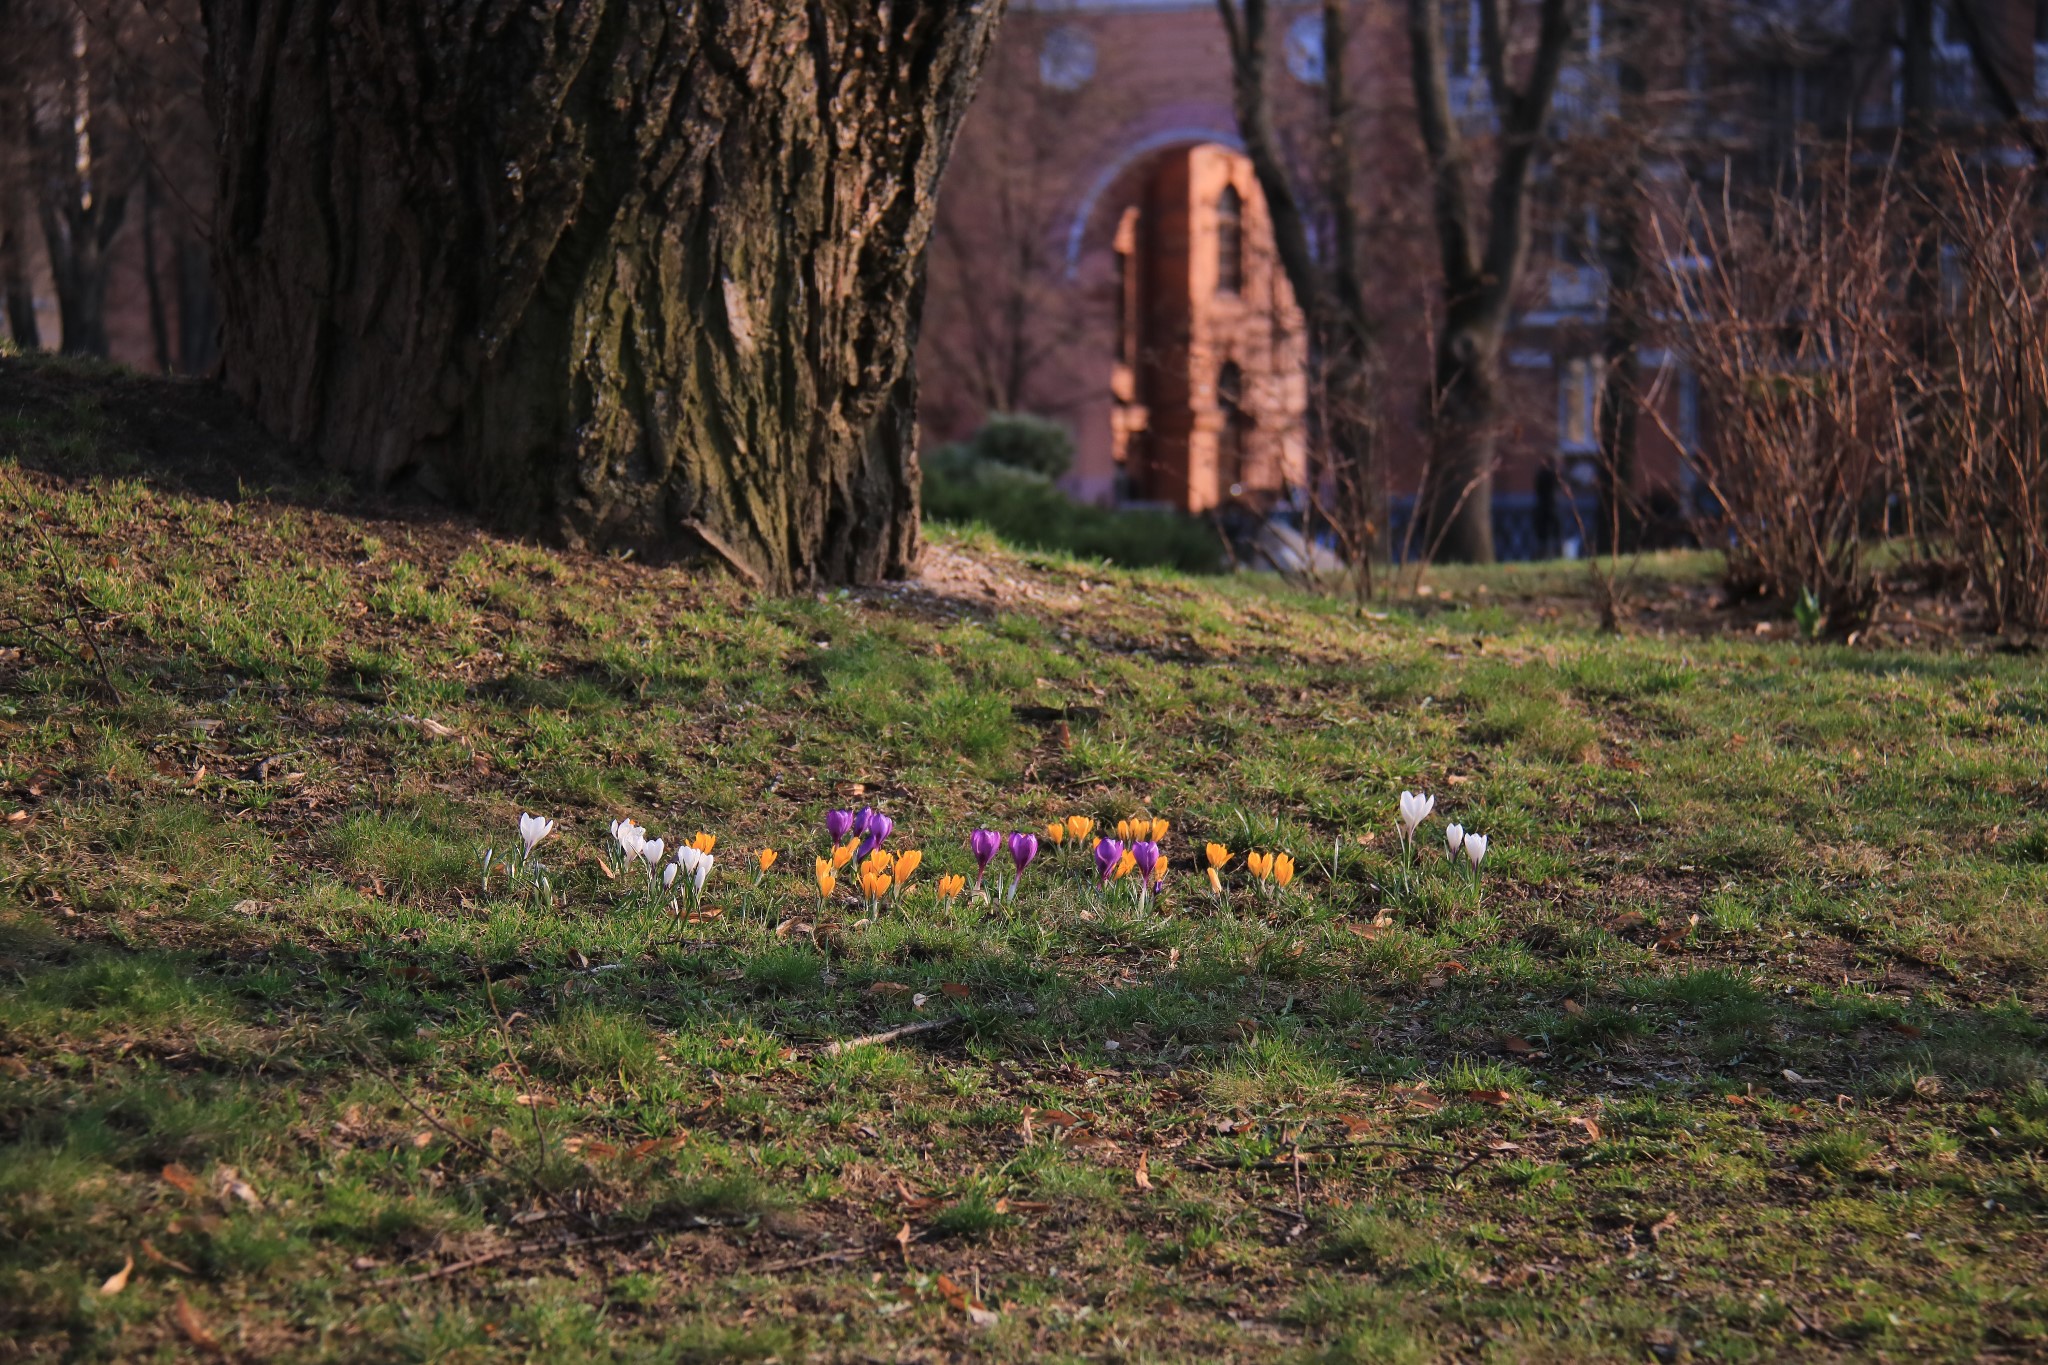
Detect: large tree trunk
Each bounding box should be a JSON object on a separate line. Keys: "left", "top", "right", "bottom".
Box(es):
{"left": 202, "top": 0, "right": 1004, "bottom": 590}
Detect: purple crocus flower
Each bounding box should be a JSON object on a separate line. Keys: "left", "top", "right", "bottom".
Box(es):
{"left": 825, "top": 809, "right": 855, "bottom": 844}
{"left": 1094, "top": 838, "right": 1125, "bottom": 884}
{"left": 1131, "top": 840, "right": 1159, "bottom": 880}
{"left": 856, "top": 811, "right": 894, "bottom": 859}
{"left": 853, "top": 805, "right": 878, "bottom": 836}
{"left": 969, "top": 829, "right": 1001, "bottom": 884}
{"left": 1008, "top": 831, "right": 1039, "bottom": 873}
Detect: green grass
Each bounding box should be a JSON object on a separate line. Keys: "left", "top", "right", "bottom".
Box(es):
{"left": 1, "top": 363, "right": 2045, "bottom": 1360}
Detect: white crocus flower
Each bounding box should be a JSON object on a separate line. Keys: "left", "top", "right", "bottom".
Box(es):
{"left": 663, "top": 862, "right": 679, "bottom": 889}
{"left": 1464, "top": 833, "right": 1488, "bottom": 869}
{"left": 1445, "top": 822, "right": 1465, "bottom": 858}
{"left": 518, "top": 812, "right": 555, "bottom": 854}
{"left": 1399, "top": 790, "right": 1434, "bottom": 840}
{"left": 687, "top": 849, "right": 713, "bottom": 895}
{"left": 610, "top": 818, "right": 647, "bottom": 862}
{"left": 640, "top": 838, "right": 665, "bottom": 868}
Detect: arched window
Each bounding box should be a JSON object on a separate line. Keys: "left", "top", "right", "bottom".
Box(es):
{"left": 1215, "top": 185, "right": 1243, "bottom": 296}
{"left": 1216, "top": 361, "right": 1246, "bottom": 496}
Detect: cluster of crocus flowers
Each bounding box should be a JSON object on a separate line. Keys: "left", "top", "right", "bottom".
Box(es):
{"left": 1244, "top": 850, "right": 1296, "bottom": 891}
{"left": 814, "top": 856, "right": 837, "bottom": 899}
{"left": 672, "top": 844, "right": 714, "bottom": 913}
{"left": 1445, "top": 824, "right": 1489, "bottom": 875}
{"left": 482, "top": 812, "right": 558, "bottom": 902}
{"left": 858, "top": 848, "right": 894, "bottom": 909}
{"left": 936, "top": 873, "right": 966, "bottom": 903}
{"left": 1117, "top": 816, "right": 1168, "bottom": 843}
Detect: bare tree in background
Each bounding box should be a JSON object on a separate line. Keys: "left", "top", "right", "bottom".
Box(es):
{"left": 1217, "top": 0, "right": 1380, "bottom": 594}
{"left": 924, "top": 10, "right": 1131, "bottom": 425}
{"left": 1406, "top": 0, "right": 1583, "bottom": 563}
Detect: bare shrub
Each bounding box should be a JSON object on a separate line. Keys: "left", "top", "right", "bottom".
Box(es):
{"left": 1915, "top": 158, "right": 2048, "bottom": 634}
{"left": 1655, "top": 165, "right": 1917, "bottom": 630}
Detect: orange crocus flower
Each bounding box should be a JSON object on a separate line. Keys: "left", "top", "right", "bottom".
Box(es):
{"left": 1273, "top": 853, "right": 1295, "bottom": 888}
{"left": 814, "top": 859, "right": 837, "bottom": 897}
{"left": 830, "top": 840, "right": 857, "bottom": 870}
{"left": 758, "top": 848, "right": 778, "bottom": 872}
{"left": 1206, "top": 842, "right": 1230, "bottom": 870}
{"left": 689, "top": 832, "right": 716, "bottom": 854}
{"left": 894, "top": 849, "right": 923, "bottom": 886}
{"left": 936, "top": 873, "right": 966, "bottom": 902}
{"left": 1066, "top": 815, "right": 1095, "bottom": 842}
{"left": 1045, "top": 821, "right": 1065, "bottom": 845}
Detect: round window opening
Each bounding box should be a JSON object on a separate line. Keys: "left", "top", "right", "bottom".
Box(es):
{"left": 1040, "top": 26, "right": 1097, "bottom": 91}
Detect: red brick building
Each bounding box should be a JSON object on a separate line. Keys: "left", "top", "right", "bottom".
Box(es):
{"left": 919, "top": 0, "right": 2048, "bottom": 558}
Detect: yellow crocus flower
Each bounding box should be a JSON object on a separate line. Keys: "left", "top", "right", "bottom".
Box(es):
{"left": 937, "top": 873, "right": 966, "bottom": 901}
{"left": 1149, "top": 819, "right": 1170, "bottom": 841}
{"left": 861, "top": 869, "right": 893, "bottom": 900}
{"left": 758, "top": 848, "right": 778, "bottom": 872}
{"left": 1206, "top": 842, "right": 1230, "bottom": 870}
{"left": 1273, "top": 853, "right": 1296, "bottom": 888}
{"left": 1207, "top": 866, "right": 1223, "bottom": 894}
{"left": 830, "top": 840, "right": 857, "bottom": 870}
{"left": 1045, "top": 821, "right": 1065, "bottom": 845}
{"left": 861, "top": 848, "right": 893, "bottom": 876}
{"left": 1113, "top": 849, "right": 1136, "bottom": 880}
{"left": 815, "top": 859, "right": 837, "bottom": 897}
{"left": 1116, "top": 819, "right": 1132, "bottom": 842}
{"left": 690, "top": 832, "right": 716, "bottom": 854}
{"left": 894, "top": 849, "right": 923, "bottom": 886}
{"left": 1246, "top": 851, "right": 1272, "bottom": 881}
{"left": 1066, "top": 815, "right": 1094, "bottom": 842}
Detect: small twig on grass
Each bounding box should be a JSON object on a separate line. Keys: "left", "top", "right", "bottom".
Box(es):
{"left": 374, "top": 1214, "right": 757, "bottom": 1286}
{"left": 752, "top": 1245, "right": 868, "bottom": 1275}
{"left": 820, "top": 1016, "right": 964, "bottom": 1057}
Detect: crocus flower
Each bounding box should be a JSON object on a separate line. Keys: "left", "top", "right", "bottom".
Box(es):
{"left": 1445, "top": 823, "right": 1465, "bottom": 858}
{"left": 1273, "top": 853, "right": 1296, "bottom": 889}
{"left": 1207, "top": 866, "right": 1223, "bottom": 895}
{"left": 1148, "top": 819, "right": 1170, "bottom": 841}
{"left": 1153, "top": 852, "right": 1170, "bottom": 891}
{"left": 1116, "top": 818, "right": 1134, "bottom": 842}
{"left": 1066, "top": 815, "right": 1094, "bottom": 843}
{"left": 640, "top": 838, "right": 666, "bottom": 869}
{"left": 1131, "top": 841, "right": 1160, "bottom": 881}
{"left": 860, "top": 867, "right": 893, "bottom": 902}
{"left": 677, "top": 845, "right": 713, "bottom": 895}
{"left": 1045, "top": 821, "right": 1065, "bottom": 846}
{"left": 970, "top": 829, "right": 1001, "bottom": 885}
{"left": 518, "top": 813, "right": 556, "bottom": 854}
{"left": 757, "top": 848, "right": 778, "bottom": 872}
{"left": 1399, "top": 791, "right": 1435, "bottom": 842}
{"left": 861, "top": 848, "right": 893, "bottom": 878}
{"left": 937, "top": 873, "right": 966, "bottom": 902}
{"left": 1205, "top": 842, "right": 1230, "bottom": 870}
{"left": 830, "top": 840, "right": 857, "bottom": 870}
{"left": 1464, "top": 833, "right": 1488, "bottom": 869}
{"left": 1094, "top": 838, "right": 1125, "bottom": 884}
{"left": 825, "top": 809, "right": 855, "bottom": 844}
{"left": 815, "top": 858, "right": 837, "bottom": 898}
{"left": 894, "top": 849, "right": 923, "bottom": 887}
{"left": 1114, "top": 849, "right": 1136, "bottom": 879}
{"left": 611, "top": 818, "right": 647, "bottom": 862}
{"left": 689, "top": 832, "right": 716, "bottom": 854}
{"left": 1009, "top": 832, "right": 1039, "bottom": 873}
{"left": 663, "top": 862, "right": 679, "bottom": 890}
{"left": 1246, "top": 851, "right": 1273, "bottom": 881}
{"left": 856, "top": 811, "right": 894, "bottom": 860}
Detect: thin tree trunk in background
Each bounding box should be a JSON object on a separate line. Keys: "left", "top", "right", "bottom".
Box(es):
{"left": 1406, "top": 0, "right": 1581, "bottom": 564}
{"left": 174, "top": 229, "right": 217, "bottom": 374}
{"left": 142, "top": 171, "right": 173, "bottom": 372}
{"left": 1595, "top": 3, "right": 1647, "bottom": 555}
{"left": 202, "top": 0, "right": 1004, "bottom": 590}
{"left": 0, "top": 65, "right": 39, "bottom": 350}
{"left": 1217, "top": 0, "right": 1379, "bottom": 588}
{"left": 37, "top": 5, "right": 130, "bottom": 358}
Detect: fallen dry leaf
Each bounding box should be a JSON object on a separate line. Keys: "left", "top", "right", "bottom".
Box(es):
{"left": 99, "top": 1254, "right": 133, "bottom": 1295}
{"left": 1501, "top": 1036, "right": 1537, "bottom": 1056}
{"left": 171, "top": 1296, "right": 221, "bottom": 1354}
{"left": 141, "top": 1239, "right": 196, "bottom": 1275}
{"left": 867, "top": 981, "right": 911, "bottom": 996}
{"left": 160, "top": 1163, "right": 200, "bottom": 1197}
{"left": 1463, "top": 1088, "right": 1514, "bottom": 1106}
{"left": 214, "top": 1167, "right": 263, "bottom": 1210}
{"left": 1890, "top": 1021, "right": 1924, "bottom": 1039}
{"left": 939, "top": 982, "right": 971, "bottom": 1000}
{"left": 1563, "top": 998, "right": 1586, "bottom": 1016}
{"left": 513, "top": 1093, "right": 558, "bottom": 1108}
{"left": 1914, "top": 1074, "right": 1944, "bottom": 1098}
{"left": 1134, "top": 1151, "right": 1153, "bottom": 1190}
{"left": 1568, "top": 1115, "right": 1603, "bottom": 1142}
{"left": 894, "top": 1220, "right": 913, "bottom": 1266}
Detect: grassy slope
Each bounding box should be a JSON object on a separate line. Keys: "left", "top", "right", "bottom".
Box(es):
{"left": 1, "top": 359, "right": 2045, "bottom": 1363}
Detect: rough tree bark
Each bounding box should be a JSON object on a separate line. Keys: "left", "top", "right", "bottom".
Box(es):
{"left": 202, "top": 0, "right": 1005, "bottom": 589}
{"left": 1407, "top": 0, "right": 1580, "bottom": 564}
{"left": 1218, "top": 0, "right": 1379, "bottom": 589}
